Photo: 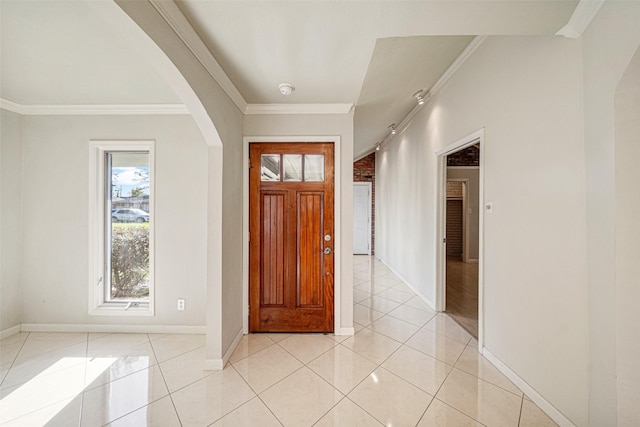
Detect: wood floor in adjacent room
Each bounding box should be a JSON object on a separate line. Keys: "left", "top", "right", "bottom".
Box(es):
{"left": 446, "top": 257, "right": 479, "bottom": 338}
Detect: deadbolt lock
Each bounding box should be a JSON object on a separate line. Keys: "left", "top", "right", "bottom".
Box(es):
{"left": 324, "top": 247, "right": 332, "bottom": 255}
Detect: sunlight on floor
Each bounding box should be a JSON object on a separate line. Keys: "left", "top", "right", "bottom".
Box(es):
{"left": 0, "top": 357, "right": 117, "bottom": 425}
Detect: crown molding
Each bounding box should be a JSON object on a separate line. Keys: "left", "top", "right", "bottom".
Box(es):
{"left": 0, "top": 99, "right": 190, "bottom": 115}
{"left": 245, "top": 103, "right": 354, "bottom": 115}
{"left": 428, "top": 35, "right": 486, "bottom": 101}
{"left": 1, "top": 99, "right": 356, "bottom": 117}
{"left": 148, "top": 0, "right": 248, "bottom": 112}
{"left": 0, "top": 98, "right": 24, "bottom": 114}
{"left": 556, "top": 0, "right": 605, "bottom": 39}
{"left": 380, "top": 35, "right": 487, "bottom": 150}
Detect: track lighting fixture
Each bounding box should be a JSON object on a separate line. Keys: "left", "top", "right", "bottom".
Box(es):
{"left": 388, "top": 124, "right": 397, "bottom": 135}
{"left": 413, "top": 89, "right": 425, "bottom": 105}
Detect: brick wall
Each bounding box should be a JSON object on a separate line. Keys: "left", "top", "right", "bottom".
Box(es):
{"left": 447, "top": 144, "right": 480, "bottom": 167}
{"left": 446, "top": 181, "right": 463, "bottom": 198}
{"left": 353, "top": 152, "right": 375, "bottom": 254}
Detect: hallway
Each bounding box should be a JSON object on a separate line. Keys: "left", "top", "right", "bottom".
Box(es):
{"left": 445, "top": 257, "right": 479, "bottom": 338}
{"left": 0, "top": 256, "right": 556, "bottom": 426}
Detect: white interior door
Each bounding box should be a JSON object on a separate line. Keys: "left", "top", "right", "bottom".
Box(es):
{"left": 353, "top": 183, "right": 371, "bottom": 254}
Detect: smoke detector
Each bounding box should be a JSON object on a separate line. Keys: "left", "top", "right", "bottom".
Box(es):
{"left": 279, "top": 83, "right": 295, "bottom": 96}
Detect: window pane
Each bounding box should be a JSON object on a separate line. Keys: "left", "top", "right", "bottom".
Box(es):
{"left": 108, "top": 152, "right": 150, "bottom": 301}
{"left": 283, "top": 154, "right": 302, "bottom": 181}
{"left": 304, "top": 154, "right": 324, "bottom": 181}
{"left": 261, "top": 154, "right": 280, "bottom": 181}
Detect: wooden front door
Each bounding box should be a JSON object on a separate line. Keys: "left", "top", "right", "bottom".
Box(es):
{"left": 249, "top": 142, "right": 334, "bottom": 332}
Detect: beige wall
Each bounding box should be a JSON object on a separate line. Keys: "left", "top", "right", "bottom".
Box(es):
{"left": 17, "top": 115, "right": 208, "bottom": 327}
{"left": 582, "top": 2, "right": 640, "bottom": 424}
{"left": 615, "top": 46, "right": 640, "bottom": 427}
{"left": 244, "top": 113, "right": 355, "bottom": 331}
{"left": 0, "top": 109, "right": 24, "bottom": 331}
{"left": 376, "top": 36, "right": 589, "bottom": 424}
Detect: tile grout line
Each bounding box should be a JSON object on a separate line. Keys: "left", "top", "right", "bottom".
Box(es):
{"left": 332, "top": 318, "right": 430, "bottom": 426}
{"left": 517, "top": 394, "right": 525, "bottom": 427}
{"left": 227, "top": 361, "right": 285, "bottom": 426}
{"left": 78, "top": 332, "right": 89, "bottom": 427}
{"left": 356, "top": 268, "right": 487, "bottom": 426}
{"left": 0, "top": 331, "right": 30, "bottom": 388}
{"left": 93, "top": 333, "right": 184, "bottom": 426}
{"left": 454, "top": 342, "right": 525, "bottom": 398}
{"left": 146, "top": 332, "right": 183, "bottom": 427}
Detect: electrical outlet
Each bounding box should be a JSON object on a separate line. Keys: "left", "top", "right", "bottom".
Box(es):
{"left": 177, "top": 299, "right": 185, "bottom": 311}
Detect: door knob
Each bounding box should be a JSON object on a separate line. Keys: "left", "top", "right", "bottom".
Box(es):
{"left": 324, "top": 247, "right": 332, "bottom": 255}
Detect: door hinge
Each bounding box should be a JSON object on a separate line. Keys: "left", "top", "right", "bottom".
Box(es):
{"left": 248, "top": 232, "right": 250, "bottom": 242}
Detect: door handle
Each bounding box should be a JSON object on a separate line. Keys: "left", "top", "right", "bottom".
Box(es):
{"left": 324, "top": 247, "right": 332, "bottom": 255}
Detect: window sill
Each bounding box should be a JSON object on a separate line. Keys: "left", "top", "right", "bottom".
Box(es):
{"left": 89, "top": 302, "right": 153, "bottom": 317}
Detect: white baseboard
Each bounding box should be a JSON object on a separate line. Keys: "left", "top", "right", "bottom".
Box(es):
{"left": 376, "top": 256, "right": 436, "bottom": 311}
{"left": 0, "top": 325, "right": 21, "bottom": 340}
{"left": 482, "top": 348, "right": 575, "bottom": 427}
{"left": 205, "top": 327, "right": 244, "bottom": 371}
{"left": 19, "top": 323, "right": 206, "bottom": 334}
{"left": 204, "top": 358, "right": 224, "bottom": 370}
{"left": 336, "top": 327, "right": 355, "bottom": 336}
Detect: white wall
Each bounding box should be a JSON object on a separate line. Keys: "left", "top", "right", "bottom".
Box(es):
{"left": 0, "top": 109, "right": 24, "bottom": 331}
{"left": 615, "top": 46, "right": 640, "bottom": 427}
{"left": 219, "top": 111, "right": 245, "bottom": 353}
{"left": 446, "top": 167, "right": 479, "bottom": 261}
{"left": 19, "top": 114, "right": 208, "bottom": 327}
{"left": 580, "top": 2, "right": 640, "bottom": 425}
{"left": 376, "top": 36, "right": 589, "bottom": 424}
{"left": 244, "top": 113, "right": 354, "bottom": 331}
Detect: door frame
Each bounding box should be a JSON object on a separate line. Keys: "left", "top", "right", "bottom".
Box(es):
{"left": 435, "top": 128, "right": 484, "bottom": 349}
{"left": 242, "top": 136, "right": 342, "bottom": 335}
{"left": 353, "top": 182, "right": 372, "bottom": 255}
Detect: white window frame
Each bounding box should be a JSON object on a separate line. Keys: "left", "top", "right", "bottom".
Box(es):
{"left": 88, "top": 140, "right": 155, "bottom": 316}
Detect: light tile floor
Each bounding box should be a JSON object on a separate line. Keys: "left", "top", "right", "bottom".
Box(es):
{"left": 0, "top": 256, "right": 558, "bottom": 426}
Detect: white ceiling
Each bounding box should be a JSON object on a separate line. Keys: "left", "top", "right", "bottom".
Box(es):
{"left": 0, "top": 0, "right": 180, "bottom": 105}
{"left": 0, "top": 0, "right": 579, "bottom": 158}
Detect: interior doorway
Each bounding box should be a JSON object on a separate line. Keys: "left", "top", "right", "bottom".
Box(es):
{"left": 436, "top": 130, "right": 484, "bottom": 344}
{"left": 445, "top": 177, "right": 478, "bottom": 337}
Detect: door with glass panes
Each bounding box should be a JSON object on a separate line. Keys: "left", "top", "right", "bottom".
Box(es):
{"left": 249, "top": 142, "right": 334, "bottom": 332}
